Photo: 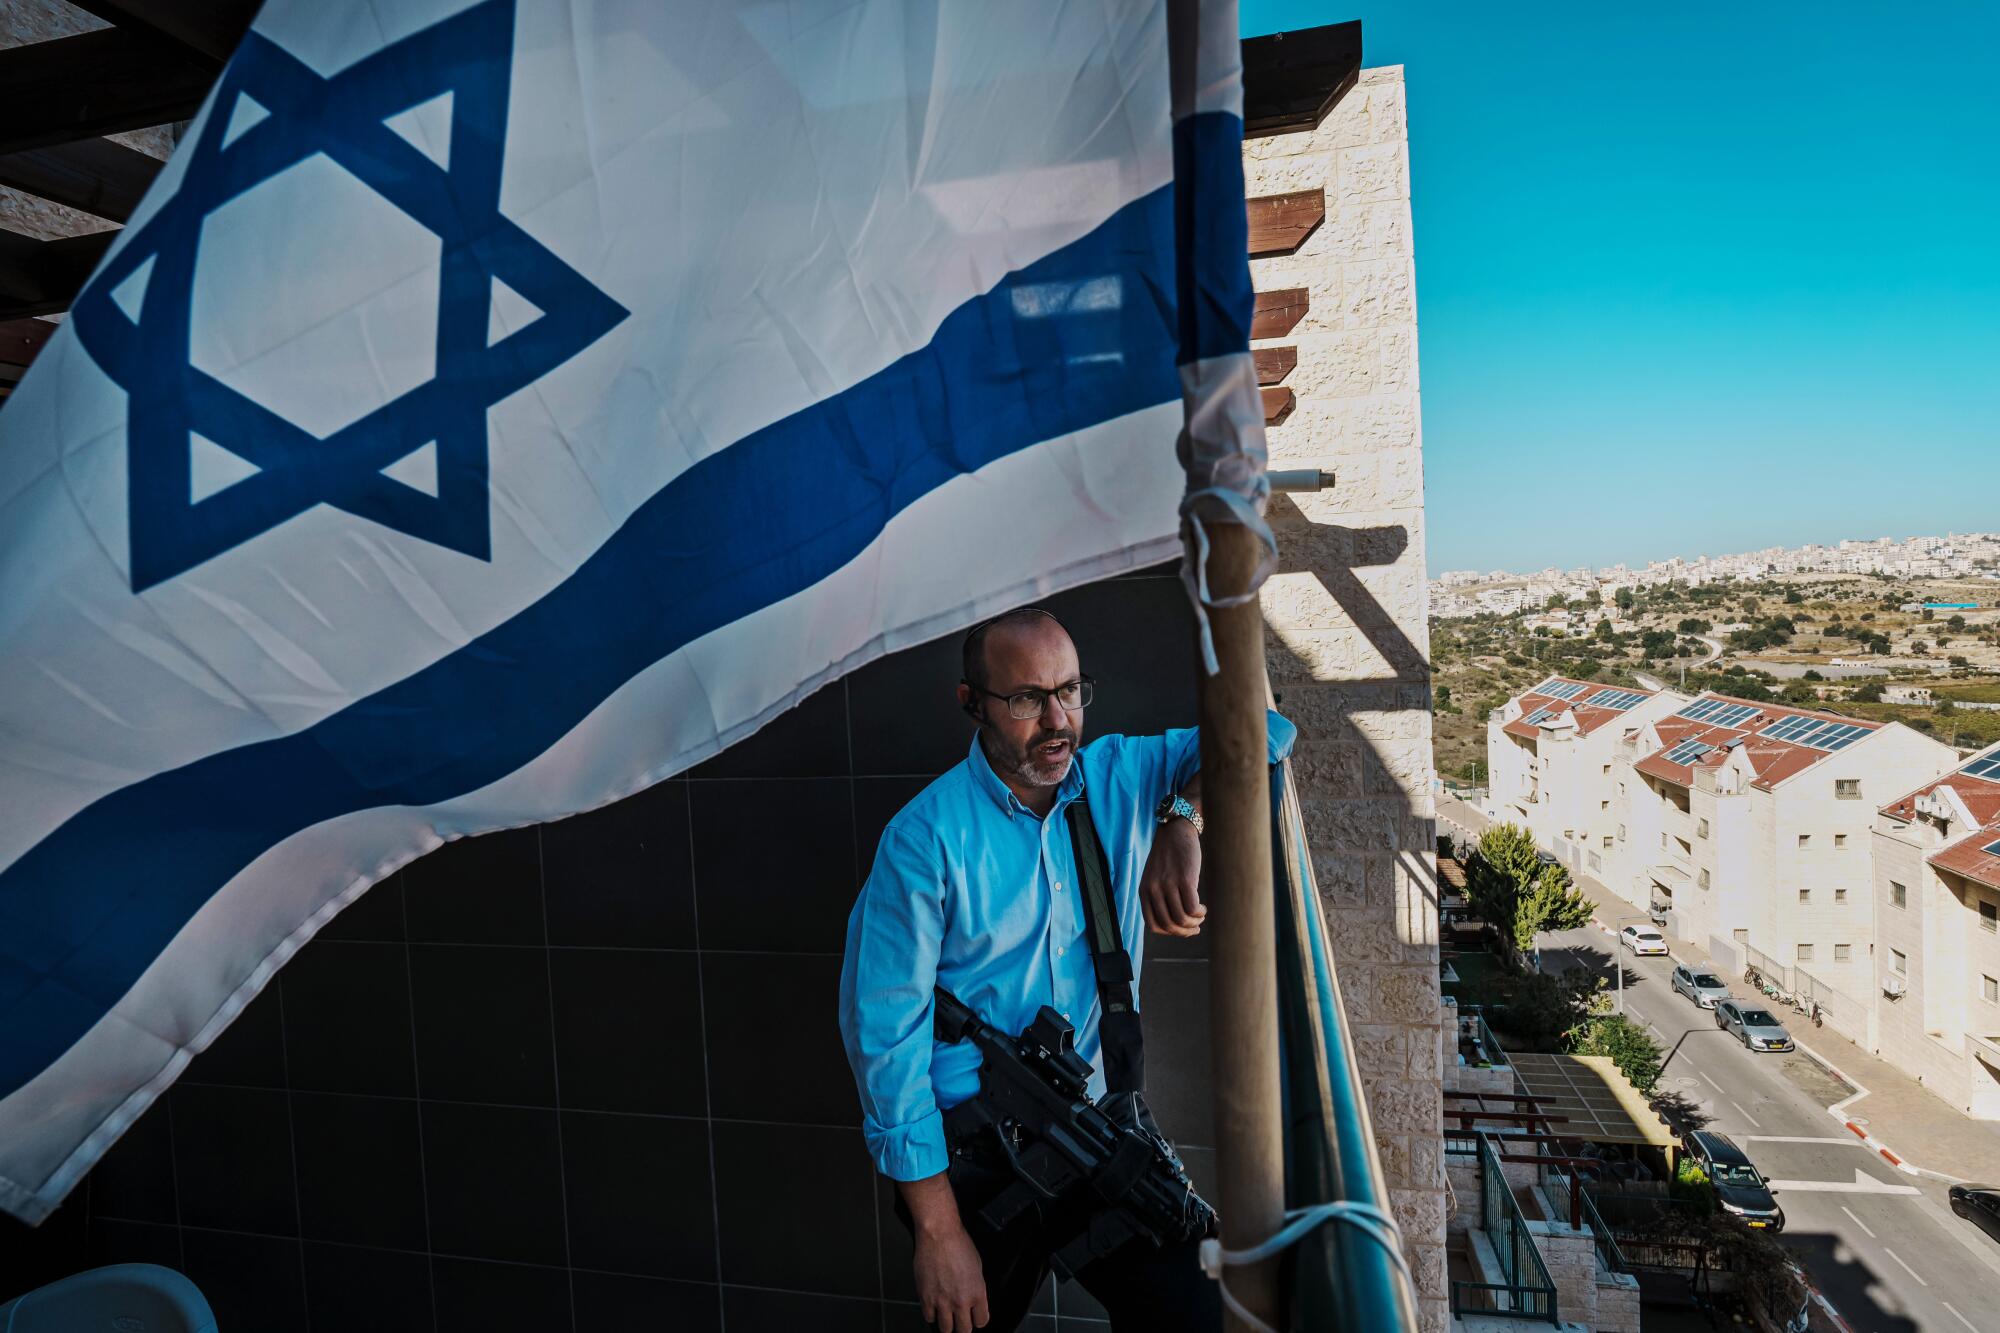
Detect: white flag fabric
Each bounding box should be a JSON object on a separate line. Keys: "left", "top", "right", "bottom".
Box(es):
{"left": 0, "top": 0, "right": 1256, "bottom": 1223}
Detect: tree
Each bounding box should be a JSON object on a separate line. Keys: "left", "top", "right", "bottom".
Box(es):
{"left": 1571, "top": 1012, "right": 1665, "bottom": 1094}
{"left": 1594, "top": 617, "right": 1615, "bottom": 642}
{"left": 1615, "top": 587, "right": 1635, "bottom": 611}
{"left": 1852, "top": 679, "right": 1885, "bottom": 703}
{"left": 1545, "top": 592, "right": 1565, "bottom": 611}
{"left": 1435, "top": 684, "right": 1455, "bottom": 712}
{"left": 1478, "top": 823, "right": 1542, "bottom": 895}
{"left": 1512, "top": 862, "right": 1594, "bottom": 952}
{"left": 1784, "top": 588, "right": 1803, "bottom": 604}
{"left": 1803, "top": 669, "right": 1825, "bottom": 681}
{"left": 1677, "top": 617, "right": 1712, "bottom": 635}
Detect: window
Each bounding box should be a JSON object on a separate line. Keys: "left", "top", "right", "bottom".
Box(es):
{"left": 1619, "top": 783, "right": 1626, "bottom": 797}
{"left": 1618, "top": 824, "right": 1627, "bottom": 841}
{"left": 1835, "top": 834, "right": 1847, "bottom": 849}
{"left": 1984, "top": 901, "right": 1998, "bottom": 934}
{"left": 1798, "top": 889, "right": 1811, "bottom": 904}
{"left": 1733, "top": 928, "right": 1750, "bottom": 944}
{"left": 1797, "top": 943, "right": 1814, "bottom": 963}
{"left": 1835, "top": 943, "right": 1852, "bottom": 962}
{"left": 1892, "top": 948, "right": 1908, "bottom": 975}
{"left": 1603, "top": 764, "right": 1611, "bottom": 775}
{"left": 1836, "top": 779, "right": 1861, "bottom": 800}
{"left": 1798, "top": 834, "right": 1811, "bottom": 849}
{"left": 1699, "top": 869, "right": 1711, "bottom": 889}
{"left": 1601, "top": 800, "right": 1610, "bottom": 811}
{"left": 1661, "top": 832, "right": 1669, "bottom": 849}
{"left": 1699, "top": 818, "right": 1710, "bottom": 839}
{"left": 1603, "top": 836, "right": 1613, "bottom": 850}
{"left": 1835, "top": 887, "right": 1847, "bottom": 904}
{"left": 1986, "top": 976, "right": 1999, "bottom": 1004}
{"left": 1891, "top": 881, "right": 1907, "bottom": 909}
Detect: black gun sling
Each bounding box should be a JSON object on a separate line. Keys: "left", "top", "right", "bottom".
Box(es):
{"left": 1065, "top": 795, "right": 1145, "bottom": 1096}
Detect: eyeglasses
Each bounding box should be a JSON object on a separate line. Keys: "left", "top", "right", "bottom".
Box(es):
{"left": 965, "top": 676, "right": 1096, "bottom": 720}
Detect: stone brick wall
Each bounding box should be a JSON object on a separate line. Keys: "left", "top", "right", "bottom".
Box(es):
{"left": 1246, "top": 66, "right": 1447, "bottom": 1331}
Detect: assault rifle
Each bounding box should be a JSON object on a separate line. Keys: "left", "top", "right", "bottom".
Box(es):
{"left": 933, "top": 986, "right": 1216, "bottom": 1277}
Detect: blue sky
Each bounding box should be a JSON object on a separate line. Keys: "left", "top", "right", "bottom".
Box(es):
{"left": 1240, "top": 3, "right": 2000, "bottom": 576}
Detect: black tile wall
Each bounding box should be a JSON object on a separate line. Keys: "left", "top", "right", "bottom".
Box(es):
{"left": 542, "top": 781, "right": 694, "bottom": 948}
{"left": 303, "top": 1242, "right": 433, "bottom": 1333}
{"left": 408, "top": 944, "right": 556, "bottom": 1105}
{"left": 548, "top": 948, "right": 706, "bottom": 1116}
{"left": 560, "top": 1111, "right": 715, "bottom": 1282}
{"left": 4, "top": 573, "right": 1219, "bottom": 1333}
{"left": 280, "top": 938, "right": 419, "bottom": 1097}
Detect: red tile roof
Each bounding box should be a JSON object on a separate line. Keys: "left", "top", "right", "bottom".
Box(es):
{"left": 1502, "top": 677, "right": 1657, "bottom": 742}
{"left": 1633, "top": 694, "right": 1886, "bottom": 793}
{"left": 1881, "top": 772, "right": 2000, "bottom": 825}
{"left": 1931, "top": 830, "right": 2000, "bottom": 892}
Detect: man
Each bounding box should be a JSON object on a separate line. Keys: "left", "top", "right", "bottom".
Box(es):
{"left": 838, "top": 607, "right": 1295, "bottom": 1333}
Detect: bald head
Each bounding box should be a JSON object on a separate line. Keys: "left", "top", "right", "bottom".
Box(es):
{"left": 961, "top": 607, "right": 1072, "bottom": 691}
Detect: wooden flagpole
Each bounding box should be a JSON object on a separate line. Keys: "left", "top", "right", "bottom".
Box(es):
{"left": 1199, "top": 520, "right": 1286, "bottom": 1332}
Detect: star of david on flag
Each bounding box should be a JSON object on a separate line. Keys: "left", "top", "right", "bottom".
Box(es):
{"left": 70, "top": 0, "right": 627, "bottom": 591}
{"left": 0, "top": 0, "right": 1266, "bottom": 1224}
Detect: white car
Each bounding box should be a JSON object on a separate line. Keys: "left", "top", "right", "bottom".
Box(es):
{"left": 1620, "top": 925, "right": 1669, "bottom": 956}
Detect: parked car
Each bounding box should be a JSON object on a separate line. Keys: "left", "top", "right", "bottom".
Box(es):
{"left": 1684, "top": 1131, "right": 1785, "bottom": 1231}
{"left": 1620, "top": 925, "right": 1668, "bottom": 956}
{"left": 1535, "top": 850, "right": 1560, "bottom": 868}
{"left": 1716, "top": 1000, "right": 1794, "bottom": 1052}
{"left": 1672, "top": 964, "right": 1731, "bottom": 1008}
{"left": 1949, "top": 1184, "right": 2000, "bottom": 1245}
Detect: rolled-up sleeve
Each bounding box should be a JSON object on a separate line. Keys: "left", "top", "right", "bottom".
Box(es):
{"left": 838, "top": 823, "right": 949, "bottom": 1181}
{"left": 1157, "top": 707, "right": 1298, "bottom": 790}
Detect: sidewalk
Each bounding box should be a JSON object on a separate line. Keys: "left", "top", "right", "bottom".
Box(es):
{"left": 1435, "top": 796, "right": 2000, "bottom": 1185}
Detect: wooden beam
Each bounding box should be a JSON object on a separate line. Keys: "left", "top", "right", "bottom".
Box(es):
{"left": 1250, "top": 287, "right": 1308, "bottom": 340}
{"left": 1247, "top": 188, "right": 1324, "bottom": 257}
{"left": 0, "top": 230, "right": 115, "bottom": 320}
{"left": 0, "top": 138, "right": 162, "bottom": 224}
{"left": 0, "top": 29, "right": 214, "bottom": 156}
{"left": 1260, "top": 386, "right": 1294, "bottom": 425}
{"left": 1253, "top": 346, "right": 1297, "bottom": 385}
{"left": 0, "top": 318, "right": 59, "bottom": 368}
{"left": 1240, "top": 22, "right": 1363, "bottom": 138}
{"left": 63, "top": 0, "right": 258, "bottom": 69}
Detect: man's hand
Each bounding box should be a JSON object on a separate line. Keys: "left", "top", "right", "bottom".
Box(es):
{"left": 900, "top": 1172, "right": 989, "bottom": 1331}
{"left": 1140, "top": 815, "right": 1205, "bottom": 936}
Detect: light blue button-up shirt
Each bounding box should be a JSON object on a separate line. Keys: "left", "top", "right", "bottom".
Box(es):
{"left": 838, "top": 711, "right": 1296, "bottom": 1181}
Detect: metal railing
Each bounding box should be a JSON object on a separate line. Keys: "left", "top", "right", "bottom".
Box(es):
{"left": 1450, "top": 1131, "right": 1558, "bottom": 1322}
{"left": 1455, "top": 1005, "right": 1508, "bottom": 1068}
{"left": 1269, "top": 760, "right": 1421, "bottom": 1330}
{"left": 1540, "top": 1158, "right": 1627, "bottom": 1274}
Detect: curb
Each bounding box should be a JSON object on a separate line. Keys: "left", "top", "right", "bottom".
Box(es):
{"left": 1792, "top": 1039, "right": 1962, "bottom": 1182}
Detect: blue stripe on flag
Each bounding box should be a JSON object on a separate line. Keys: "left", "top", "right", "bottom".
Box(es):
{"left": 0, "top": 141, "right": 1249, "bottom": 1096}
{"left": 1174, "top": 111, "right": 1253, "bottom": 363}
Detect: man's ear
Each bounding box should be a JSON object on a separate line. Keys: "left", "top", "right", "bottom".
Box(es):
{"left": 957, "top": 682, "right": 980, "bottom": 722}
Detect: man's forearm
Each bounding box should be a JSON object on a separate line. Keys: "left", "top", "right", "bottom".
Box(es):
{"left": 898, "top": 1170, "right": 966, "bottom": 1238}
{"left": 1181, "top": 771, "right": 1202, "bottom": 816}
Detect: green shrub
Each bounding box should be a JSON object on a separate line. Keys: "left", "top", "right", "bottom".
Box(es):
{"left": 1570, "top": 1013, "right": 1665, "bottom": 1094}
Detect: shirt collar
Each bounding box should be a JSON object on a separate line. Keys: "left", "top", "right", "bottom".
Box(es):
{"left": 964, "top": 731, "right": 1085, "bottom": 818}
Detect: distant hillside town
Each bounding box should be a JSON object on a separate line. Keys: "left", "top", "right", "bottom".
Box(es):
{"left": 1433, "top": 532, "right": 2000, "bottom": 619}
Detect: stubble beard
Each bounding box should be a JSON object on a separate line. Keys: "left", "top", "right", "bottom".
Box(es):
{"left": 984, "top": 725, "right": 1078, "bottom": 789}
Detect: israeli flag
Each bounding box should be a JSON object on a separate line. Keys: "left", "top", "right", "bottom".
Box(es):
{"left": 0, "top": 0, "right": 1259, "bottom": 1222}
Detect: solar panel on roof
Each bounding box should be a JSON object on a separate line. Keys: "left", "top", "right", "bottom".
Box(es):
{"left": 1523, "top": 708, "right": 1555, "bottom": 726}
{"left": 1662, "top": 740, "right": 1715, "bottom": 766}
{"left": 1984, "top": 838, "right": 2000, "bottom": 857}
{"left": 1538, "top": 680, "right": 1586, "bottom": 700}
{"left": 1586, "top": 688, "right": 1646, "bottom": 711}
{"left": 1964, "top": 754, "right": 2000, "bottom": 779}
{"left": 1762, "top": 715, "right": 1820, "bottom": 743}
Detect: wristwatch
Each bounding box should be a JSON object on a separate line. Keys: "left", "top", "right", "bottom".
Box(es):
{"left": 1155, "top": 793, "right": 1204, "bottom": 836}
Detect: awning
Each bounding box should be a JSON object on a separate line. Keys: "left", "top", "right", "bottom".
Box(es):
{"left": 1507, "top": 1053, "right": 1676, "bottom": 1149}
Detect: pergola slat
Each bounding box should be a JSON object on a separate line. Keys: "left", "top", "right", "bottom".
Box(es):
{"left": 0, "top": 28, "right": 213, "bottom": 156}
{"left": 1247, "top": 188, "right": 1325, "bottom": 257}
{"left": 0, "top": 138, "right": 162, "bottom": 224}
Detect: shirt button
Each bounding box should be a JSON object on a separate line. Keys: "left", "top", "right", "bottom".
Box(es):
{"left": 1053, "top": 881, "right": 1064, "bottom": 893}
{"left": 1062, "top": 1012, "right": 1071, "bottom": 1021}
{"left": 1058, "top": 946, "right": 1066, "bottom": 957}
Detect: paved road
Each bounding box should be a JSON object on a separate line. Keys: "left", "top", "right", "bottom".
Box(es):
{"left": 1437, "top": 797, "right": 2000, "bottom": 1330}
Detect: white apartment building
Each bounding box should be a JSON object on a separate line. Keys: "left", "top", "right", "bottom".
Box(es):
{"left": 1607, "top": 696, "right": 1957, "bottom": 1018}
{"left": 1869, "top": 747, "right": 2000, "bottom": 1118}
{"left": 1486, "top": 677, "right": 1687, "bottom": 880}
